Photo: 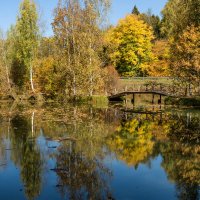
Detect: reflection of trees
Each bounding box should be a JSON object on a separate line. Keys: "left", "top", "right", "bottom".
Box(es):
{"left": 163, "top": 112, "right": 200, "bottom": 144}
{"left": 0, "top": 117, "right": 8, "bottom": 168}
{"left": 0, "top": 103, "right": 200, "bottom": 200}
{"left": 176, "top": 183, "right": 199, "bottom": 200}
{"left": 42, "top": 106, "right": 116, "bottom": 158}
{"left": 41, "top": 106, "right": 114, "bottom": 199}
{"left": 107, "top": 114, "right": 156, "bottom": 168}
{"left": 54, "top": 141, "right": 111, "bottom": 199}
{"left": 159, "top": 113, "right": 200, "bottom": 200}
{"left": 108, "top": 111, "right": 200, "bottom": 199}
{"left": 10, "top": 115, "right": 42, "bottom": 200}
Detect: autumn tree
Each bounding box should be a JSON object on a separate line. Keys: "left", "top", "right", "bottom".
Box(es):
{"left": 170, "top": 26, "right": 200, "bottom": 93}
{"left": 147, "top": 40, "right": 170, "bottom": 76}
{"left": 11, "top": 0, "right": 39, "bottom": 92}
{"left": 33, "top": 37, "right": 62, "bottom": 98}
{"left": 52, "top": 0, "right": 110, "bottom": 99}
{"left": 105, "top": 14, "right": 154, "bottom": 76}
{"left": 161, "top": 0, "right": 200, "bottom": 90}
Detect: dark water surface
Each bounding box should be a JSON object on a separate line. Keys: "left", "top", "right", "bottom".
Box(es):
{"left": 0, "top": 101, "right": 199, "bottom": 200}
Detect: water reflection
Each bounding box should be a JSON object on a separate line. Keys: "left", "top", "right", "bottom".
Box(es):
{"left": 109, "top": 111, "right": 200, "bottom": 199}
{"left": 54, "top": 141, "right": 112, "bottom": 199}
{"left": 0, "top": 103, "right": 199, "bottom": 200}
{"left": 11, "top": 115, "right": 42, "bottom": 200}
{"left": 159, "top": 113, "right": 200, "bottom": 200}
{"left": 107, "top": 114, "right": 156, "bottom": 168}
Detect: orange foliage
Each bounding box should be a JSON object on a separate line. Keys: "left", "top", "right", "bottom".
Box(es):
{"left": 147, "top": 40, "right": 170, "bottom": 76}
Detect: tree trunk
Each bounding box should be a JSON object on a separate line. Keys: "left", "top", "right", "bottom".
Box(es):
{"left": 31, "top": 111, "right": 35, "bottom": 137}
{"left": 73, "top": 73, "right": 76, "bottom": 98}
{"left": 30, "top": 62, "right": 35, "bottom": 93}
{"left": 2, "top": 46, "right": 11, "bottom": 90}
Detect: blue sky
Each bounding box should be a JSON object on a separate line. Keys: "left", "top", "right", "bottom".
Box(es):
{"left": 0, "top": 0, "right": 167, "bottom": 36}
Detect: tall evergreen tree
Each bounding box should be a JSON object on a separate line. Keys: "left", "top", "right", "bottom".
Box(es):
{"left": 132, "top": 5, "right": 140, "bottom": 15}
{"left": 140, "top": 10, "right": 162, "bottom": 38}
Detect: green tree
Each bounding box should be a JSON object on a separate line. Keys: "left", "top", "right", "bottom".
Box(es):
{"left": 12, "top": 0, "right": 39, "bottom": 92}
{"left": 132, "top": 5, "right": 140, "bottom": 15}
{"left": 0, "top": 29, "right": 11, "bottom": 92}
{"left": 140, "top": 10, "right": 162, "bottom": 38}
{"left": 162, "top": 0, "right": 200, "bottom": 38}
{"left": 105, "top": 14, "right": 154, "bottom": 76}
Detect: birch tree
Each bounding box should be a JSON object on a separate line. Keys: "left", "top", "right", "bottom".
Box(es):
{"left": 53, "top": 0, "right": 110, "bottom": 99}
{"left": 0, "top": 29, "right": 11, "bottom": 92}
{"left": 13, "top": 0, "right": 39, "bottom": 92}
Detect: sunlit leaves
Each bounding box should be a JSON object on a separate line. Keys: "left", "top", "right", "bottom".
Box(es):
{"left": 170, "top": 26, "right": 200, "bottom": 85}
{"left": 105, "top": 15, "right": 154, "bottom": 76}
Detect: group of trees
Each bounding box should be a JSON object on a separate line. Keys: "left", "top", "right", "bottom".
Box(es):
{"left": 162, "top": 0, "right": 200, "bottom": 87}
{"left": 0, "top": 0, "right": 199, "bottom": 100}
{"left": 105, "top": 0, "right": 199, "bottom": 86}
{"left": 0, "top": 0, "right": 116, "bottom": 100}
{"left": 104, "top": 5, "right": 169, "bottom": 77}
{"left": 0, "top": 0, "right": 39, "bottom": 94}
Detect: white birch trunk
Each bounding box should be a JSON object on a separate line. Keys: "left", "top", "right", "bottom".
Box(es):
{"left": 1, "top": 41, "right": 11, "bottom": 90}
{"left": 3, "top": 52, "right": 11, "bottom": 90}
{"left": 30, "top": 62, "right": 35, "bottom": 93}
{"left": 31, "top": 111, "right": 35, "bottom": 137}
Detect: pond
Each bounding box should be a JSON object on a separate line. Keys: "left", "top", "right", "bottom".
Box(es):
{"left": 0, "top": 100, "right": 199, "bottom": 200}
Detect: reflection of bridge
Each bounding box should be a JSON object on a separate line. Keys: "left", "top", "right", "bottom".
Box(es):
{"left": 3, "top": 92, "right": 43, "bottom": 102}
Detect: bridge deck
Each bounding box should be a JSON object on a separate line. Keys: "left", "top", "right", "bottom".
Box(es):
{"left": 109, "top": 90, "right": 172, "bottom": 100}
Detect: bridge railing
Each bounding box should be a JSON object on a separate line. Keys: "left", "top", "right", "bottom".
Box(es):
{"left": 111, "top": 83, "right": 199, "bottom": 97}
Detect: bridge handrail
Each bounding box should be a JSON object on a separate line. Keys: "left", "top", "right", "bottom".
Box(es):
{"left": 120, "top": 76, "right": 174, "bottom": 80}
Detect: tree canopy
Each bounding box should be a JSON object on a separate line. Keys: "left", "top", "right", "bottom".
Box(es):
{"left": 106, "top": 14, "right": 154, "bottom": 76}
{"left": 11, "top": 0, "right": 39, "bottom": 91}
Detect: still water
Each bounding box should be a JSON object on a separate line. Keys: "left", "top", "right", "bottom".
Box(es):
{"left": 0, "top": 99, "right": 199, "bottom": 200}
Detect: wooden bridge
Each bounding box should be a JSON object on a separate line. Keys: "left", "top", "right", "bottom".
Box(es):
{"left": 108, "top": 81, "right": 195, "bottom": 102}
{"left": 109, "top": 90, "right": 171, "bottom": 101}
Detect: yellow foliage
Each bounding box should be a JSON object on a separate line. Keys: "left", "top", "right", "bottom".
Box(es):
{"left": 105, "top": 14, "right": 154, "bottom": 76}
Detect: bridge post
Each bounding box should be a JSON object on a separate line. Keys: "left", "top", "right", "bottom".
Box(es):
{"left": 158, "top": 95, "right": 162, "bottom": 104}
{"left": 131, "top": 93, "right": 135, "bottom": 104}
{"left": 152, "top": 94, "right": 155, "bottom": 104}
{"left": 160, "top": 84, "right": 162, "bottom": 91}
{"left": 124, "top": 86, "right": 127, "bottom": 92}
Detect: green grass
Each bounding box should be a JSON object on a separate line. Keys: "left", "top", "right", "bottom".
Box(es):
{"left": 119, "top": 77, "right": 173, "bottom": 87}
